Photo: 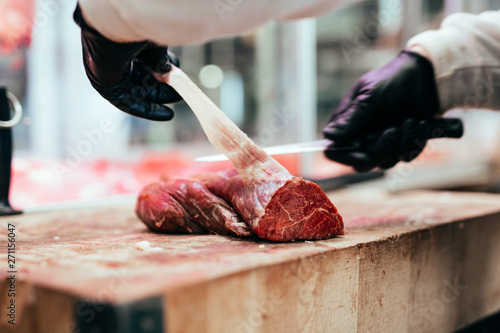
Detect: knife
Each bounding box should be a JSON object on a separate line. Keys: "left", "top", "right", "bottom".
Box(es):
{"left": 194, "top": 139, "right": 342, "bottom": 162}
{"left": 194, "top": 118, "right": 464, "bottom": 162}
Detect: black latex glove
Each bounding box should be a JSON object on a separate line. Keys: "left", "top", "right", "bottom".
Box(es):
{"left": 73, "top": 5, "right": 182, "bottom": 121}
{"left": 323, "top": 50, "right": 463, "bottom": 172}
{"left": 325, "top": 118, "right": 463, "bottom": 172}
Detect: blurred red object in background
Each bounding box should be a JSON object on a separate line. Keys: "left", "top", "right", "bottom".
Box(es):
{"left": 0, "top": 0, "right": 35, "bottom": 54}
{"left": 10, "top": 150, "right": 353, "bottom": 208}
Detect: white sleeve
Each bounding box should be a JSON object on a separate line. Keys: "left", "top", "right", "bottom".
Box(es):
{"left": 407, "top": 11, "right": 500, "bottom": 113}
{"left": 77, "top": 0, "right": 361, "bottom": 46}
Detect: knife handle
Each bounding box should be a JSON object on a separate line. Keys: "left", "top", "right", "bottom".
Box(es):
{"left": 428, "top": 118, "right": 464, "bottom": 139}
{"left": 0, "top": 88, "right": 22, "bottom": 216}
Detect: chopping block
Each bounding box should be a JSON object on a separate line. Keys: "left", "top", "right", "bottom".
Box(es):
{"left": 1, "top": 190, "right": 500, "bottom": 332}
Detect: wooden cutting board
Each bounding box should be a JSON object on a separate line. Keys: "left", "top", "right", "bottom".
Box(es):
{"left": 1, "top": 190, "right": 500, "bottom": 333}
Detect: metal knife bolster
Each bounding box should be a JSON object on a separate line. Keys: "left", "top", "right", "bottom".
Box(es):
{"left": 195, "top": 139, "right": 331, "bottom": 162}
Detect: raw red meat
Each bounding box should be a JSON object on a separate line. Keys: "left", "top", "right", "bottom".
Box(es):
{"left": 136, "top": 177, "right": 252, "bottom": 237}
{"left": 198, "top": 169, "right": 343, "bottom": 241}
{"left": 136, "top": 169, "right": 343, "bottom": 242}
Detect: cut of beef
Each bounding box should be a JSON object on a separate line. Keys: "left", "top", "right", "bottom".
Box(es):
{"left": 136, "top": 169, "right": 343, "bottom": 242}
{"left": 195, "top": 169, "right": 343, "bottom": 241}
{"left": 136, "top": 178, "right": 253, "bottom": 237}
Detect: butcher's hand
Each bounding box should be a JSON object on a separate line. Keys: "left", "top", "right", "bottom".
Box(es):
{"left": 73, "top": 5, "right": 181, "bottom": 121}
{"left": 323, "top": 50, "right": 463, "bottom": 172}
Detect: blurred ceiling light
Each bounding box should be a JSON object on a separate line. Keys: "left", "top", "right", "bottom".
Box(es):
{"left": 199, "top": 64, "right": 224, "bottom": 89}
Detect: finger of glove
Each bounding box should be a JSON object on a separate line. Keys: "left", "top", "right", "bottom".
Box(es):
{"left": 127, "top": 63, "right": 182, "bottom": 104}
{"left": 367, "top": 127, "right": 402, "bottom": 169}
{"left": 404, "top": 120, "right": 432, "bottom": 162}
{"left": 380, "top": 120, "right": 428, "bottom": 167}
{"left": 378, "top": 155, "right": 400, "bottom": 170}
{"left": 395, "top": 118, "right": 431, "bottom": 162}
{"left": 324, "top": 148, "right": 376, "bottom": 172}
{"left": 117, "top": 100, "right": 175, "bottom": 121}
{"left": 137, "top": 44, "right": 172, "bottom": 73}
{"left": 394, "top": 119, "right": 419, "bottom": 162}
{"left": 167, "top": 50, "right": 180, "bottom": 67}
{"left": 376, "top": 128, "right": 404, "bottom": 169}
{"left": 157, "top": 83, "right": 183, "bottom": 104}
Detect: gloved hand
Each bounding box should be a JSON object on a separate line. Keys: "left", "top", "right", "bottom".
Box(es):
{"left": 323, "top": 50, "right": 463, "bottom": 172}
{"left": 324, "top": 118, "right": 463, "bottom": 172}
{"left": 73, "top": 5, "right": 182, "bottom": 121}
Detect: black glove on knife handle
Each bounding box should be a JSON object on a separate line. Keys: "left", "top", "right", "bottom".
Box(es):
{"left": 323, "top": 50, "right": 464, "bottom": 172}
{"left": 73, "top": 5, "right": 182, "bottom": 121}
{"left": 325, "top": 118, "right": 463, "bottom": 172}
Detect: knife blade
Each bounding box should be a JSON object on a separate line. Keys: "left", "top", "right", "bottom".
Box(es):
{"left": 194, "top": 139, "right": 352, "bottom": 162}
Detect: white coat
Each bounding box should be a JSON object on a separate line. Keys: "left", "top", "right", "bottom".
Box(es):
{"left": 78, "top": 0, "right": 500, "bottom": 112}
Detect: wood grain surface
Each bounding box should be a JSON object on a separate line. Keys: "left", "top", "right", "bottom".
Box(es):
{"left": 1, "top": 190, "right": 500, "bottom": 332}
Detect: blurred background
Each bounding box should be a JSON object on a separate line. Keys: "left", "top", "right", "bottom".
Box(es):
{"left": 1, "top": 0, "right": 500, "bottom": 208}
